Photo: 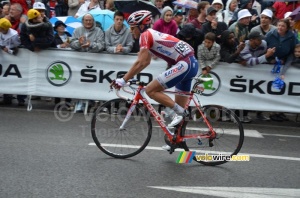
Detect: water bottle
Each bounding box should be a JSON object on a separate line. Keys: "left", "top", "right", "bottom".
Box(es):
{"left": 272, "top": 57, "right": 281, "bottom": 74}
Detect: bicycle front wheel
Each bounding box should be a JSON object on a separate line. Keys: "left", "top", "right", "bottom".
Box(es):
{"left": 181, "top": 105, "right": 244, "bottom": 166}
{"left": 91, "top": 99, "right": 152, "bottom": 158}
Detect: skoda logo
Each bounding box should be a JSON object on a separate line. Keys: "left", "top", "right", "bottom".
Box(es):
{"left": 46, "top": 61, "right": 72, "bottom": 86}
{"left": 196, "top": 71, "right": 221, "bottom": 96}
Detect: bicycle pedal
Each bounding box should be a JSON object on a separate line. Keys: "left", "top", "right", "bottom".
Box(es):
{"left": 169, "top": 147, "right": 175, "bottom": 154}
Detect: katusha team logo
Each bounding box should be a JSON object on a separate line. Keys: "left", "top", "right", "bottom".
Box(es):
{"left": 46, "top": 61, "right": 72, "bottom": 86}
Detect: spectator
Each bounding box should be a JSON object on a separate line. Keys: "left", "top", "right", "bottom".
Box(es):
{"left": 220, "top": 30, "right": 245, "bottom": 63}
{"left": 54, "top": 20, "right": 71, "bottom": 49}
{"left": 252, "top": 0, "right": 261, "bottom": 16}
{"left": 53, "top": 20, "right": 73, "bottom": 110}
{"left": 223, "top": 0, "right": 238, "bottom": 25}
{"left": 105, "top": 0, "right": 116, "bottom": 12}
{"left": 2, "top": 2, "right": 10, "bottom": 17}
{"left": 20, "top": 9, "right": 55, "bottom": 52}
{"left": 219, "top": 29, "right": 252, "bottom": 123}
{"left": 177, "top": 23, "right": 204, "bottom": 59}
{"left": 185, "top": 7, "right": 199, "bottom": 24}
{"left": 201, "top": 6, "right": 228, "bottom": 44}
{"left": 190, "top": 1, "right": 210, "bottom": 29}
{"left": 281, "top": 44, "right": 300, "bottom": 80}
{"left": 68, "top": 0, "right": 81, "bottom": 16}
{"left": 4, "top": 3, "right": 26, "bottom": 34}
{"left": 25, "top": 2, "right": 53, "bottom": 101}
{"left": 33, "top": 2, "right": 48, "bottom": 20}
{"left": 265, "top": 19, "right": 297, "bottom": 122}
{"left": 272, "top": 1, "right": 295, "bottom": 20}
{"left": 0, "top": 18, "right": 20, "bottom": 55}
{"left": 250, "top": 9, "right": 276, "bottom": 36}
{"left": 211, "top": 0, "right": 224, "bottom": 22}
{"left": 267, "top": 6, "right": 278, "bottom": 26}
{"left": 9, "top": 0, "right": 33, "bottom": 14}
{"left": 153, "top": 6, "right": 177, "bottom": 37}
{"left": 229, "top": 0, "right": 260, "bottom": 31}
{"left": 33, "top": 2, "right": 55, "bottom": 40}
{"left": 284, "top": 12, "right": 299, "bottom": 42}
{"left": 154, "top": 0, "right": 164, "bottom": 13}
{"left": 284, "top": 12, "right": 292, "bottom": 21}
{"left": 70, "top": 13, "right": 105, "bottom": 112}
{"left": 228, "top": 9, "right": 251, "bottom": 42}
{"left": 173, "top": 9, "right": 185, "bottom": 34}
{"left": 236, "top": 31, "right": 275, "bottom": 122}
{"left": 105, "top": 11, "right": 133, "bottom": 54}
{"left": 152, "top": 0, "right": 164, "bottom": 23}
{"left": 197, "top": 32, "right": 220, "bottom": 75}
{"left": 75, "top": 0, "right": 101, "bottom": 18}
{"left": 99, "top": 0, "right": 105, "bottom": 10}
{"left": 70, "top": 13, "right": 105, "bottom": 52}
{"left": 0, "top": 18, "right": 25, "bottom": 106}
{"left": 43, "top": 0, "right": 69, "bottom": 18}
{"left": 265, "top": 19, "right": 297, "bottom": 65}
{"left": 239, "top": 31, "right": 275, "bottom": 67}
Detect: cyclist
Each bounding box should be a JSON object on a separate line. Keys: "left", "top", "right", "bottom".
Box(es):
{"left": 111, "top": 10, "right": 199, "bottom": 130}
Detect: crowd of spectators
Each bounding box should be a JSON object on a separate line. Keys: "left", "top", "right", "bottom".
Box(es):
{"left": 0, "top": 0, "right": 299, "bottom": 122}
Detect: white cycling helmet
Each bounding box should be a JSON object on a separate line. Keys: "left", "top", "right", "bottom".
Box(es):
{"left": 127, "top": 10, "right": 152, "bottom": 26}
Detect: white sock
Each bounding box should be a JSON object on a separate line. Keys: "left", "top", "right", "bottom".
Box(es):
{"left": 172, "top": 103, "right": 184, "bottom": 115}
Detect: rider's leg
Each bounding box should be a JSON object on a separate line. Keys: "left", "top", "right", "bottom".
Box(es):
{"left": 174, "top": 94, "right": 188, "bottom": 109}
{"left": 145, "top": 79, "right": 175, "bottom": 108}
{"left": 146, "top": 80, "right": 185, "bottom": 114}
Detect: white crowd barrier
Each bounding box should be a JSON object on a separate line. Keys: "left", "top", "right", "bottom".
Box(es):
{"left": 0, "top": 48, "right": 299, "bottom": 113}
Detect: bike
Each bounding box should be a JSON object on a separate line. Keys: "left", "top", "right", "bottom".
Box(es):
{"left": 91, "top": 72, "right": 244, "bottom": 166}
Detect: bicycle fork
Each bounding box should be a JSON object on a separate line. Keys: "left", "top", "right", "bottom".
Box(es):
{"left": 119, "top": 101, "right": 137, "bottom": 130}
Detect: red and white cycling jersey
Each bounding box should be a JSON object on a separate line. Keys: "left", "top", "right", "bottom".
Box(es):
{"left": 139, "top": 29, "right": 194, "bottom": 65}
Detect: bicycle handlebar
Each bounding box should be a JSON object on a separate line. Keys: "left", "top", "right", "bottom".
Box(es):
{"left": 114, "top": 79, "right": 145, "bottom": 100}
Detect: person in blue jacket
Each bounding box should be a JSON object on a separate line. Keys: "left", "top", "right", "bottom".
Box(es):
{"left": 265, "top": 18, "right": 298, "bottom": 122}
{"left": 265, "top": 19, "right": 298, "bottom": 65}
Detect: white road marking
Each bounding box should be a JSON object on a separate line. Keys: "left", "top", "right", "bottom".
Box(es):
{"left": 147, "top": 187, "right": 300, "bottom": 198}
{"left": 261, "top": 133, "right": 300, "bottom": 138}
{"left": 153, "top": 126, "right": 264, "bottom": 138}
{"left": 88, "top": 143, "right": 300, "bottom": 161}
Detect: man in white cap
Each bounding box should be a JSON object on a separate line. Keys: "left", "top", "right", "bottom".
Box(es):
{"left": 33, "top": 2, "right": 48, "bottom": 19}
{"left": 228, "top": 9, "right": 252, "bottom": 42}
{"left": 250, "top": 9, "right": 276, "bottom": 36}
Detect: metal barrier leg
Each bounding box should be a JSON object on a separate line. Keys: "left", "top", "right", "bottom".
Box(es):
{"left": 84, "top": 100, "right": 89, "bottom": 115}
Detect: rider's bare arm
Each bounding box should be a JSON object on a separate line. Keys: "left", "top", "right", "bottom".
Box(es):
{"left": 123, "top": 48, "right": 152, "bottom": 82}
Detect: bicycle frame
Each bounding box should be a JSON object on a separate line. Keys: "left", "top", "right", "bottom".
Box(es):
{"left": 118, "top": 84, "right": 217, "bottom": 144}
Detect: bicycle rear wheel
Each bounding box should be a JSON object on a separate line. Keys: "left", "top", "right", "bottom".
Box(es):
{"left": 181, "top": 105, "right": 244, "bottom": 166}
{"left": 91, "top": 98, "right": 152, "bottom": 158}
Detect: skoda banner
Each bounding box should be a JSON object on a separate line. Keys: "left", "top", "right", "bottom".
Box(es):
{"left": 0, "top": 49, "right": 299, "bottom": 113}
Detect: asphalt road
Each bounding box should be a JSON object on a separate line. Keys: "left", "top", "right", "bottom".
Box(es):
{"left": 0, "top": 104, "right": 300, "bottom": 198}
